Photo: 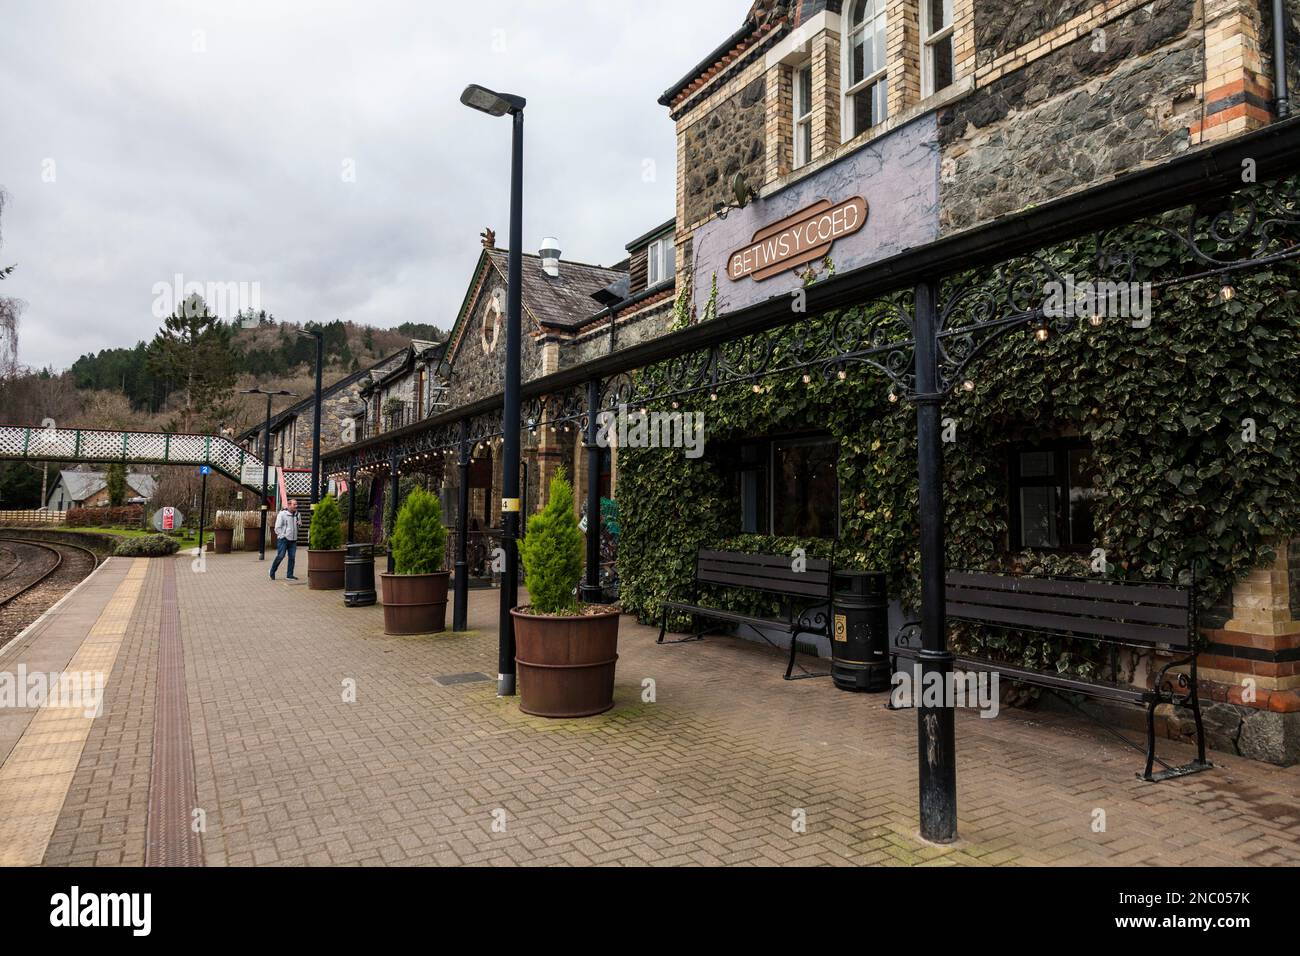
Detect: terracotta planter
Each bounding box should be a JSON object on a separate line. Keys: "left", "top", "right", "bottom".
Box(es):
{"left": 244, "top": 527, "right": 264, "bottom": 552}
{"left": 379, "top": 571, "right": 450, "bottom": 635}
{"left": 511, "top": 607, "right": 620, "bottom": 718}
{"left": 212, "top": 528, "right": 233, "bottom": 554}
{"left": 307, "top": 549, "right": 345, "bottom": 590}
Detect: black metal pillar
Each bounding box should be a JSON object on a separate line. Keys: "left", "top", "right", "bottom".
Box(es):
{"left": 913, "top": 279, "right": 957, "bottom": 843}
{"left": 196, "top": 470, "right": 208, "bottom": 556}
{"left": 497, "top": 107, "right": 524, "bottom": 698}
{"left": 387, "top": 445, "right": 400, "bottom": 575}
{"left": 259, "top": 392, "right": 273, "bottom": 561}
{"left": 311, "top": 332, "right": 324, "bottom": 502}
{"left": 581, "top": 379, "right": 603, "bottom": 603}
{"left": 453, "top": 421, "right": 471, "bottom": 632}
{"left": 346, "top": 454, "right": 357, "bottom": 545}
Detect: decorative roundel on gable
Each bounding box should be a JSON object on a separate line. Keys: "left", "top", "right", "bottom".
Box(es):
{"left": 481, "top": 288, "right": 505, "bottom": 355}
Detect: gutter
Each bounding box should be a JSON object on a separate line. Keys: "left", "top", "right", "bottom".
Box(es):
{"left": 1275, "top": 0, "right": 1292, "bottom": 118}
{"left": 658, "top": 18, "right": 757, "bottom": 107}
{"left": 538, "top": 279, "right": 675, "bottom": 333}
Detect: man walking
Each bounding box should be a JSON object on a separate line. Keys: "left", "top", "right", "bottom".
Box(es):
{"left": 270, "top": 498, "right": 300, "bottom": 580}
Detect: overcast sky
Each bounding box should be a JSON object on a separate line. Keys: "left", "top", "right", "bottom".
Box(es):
{"left": 0, "top": 0, "right": 742, "bottom": 371}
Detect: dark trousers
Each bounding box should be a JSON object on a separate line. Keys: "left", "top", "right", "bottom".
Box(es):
{"left": 270, "top": 538, "right": 297, "bottom": 578}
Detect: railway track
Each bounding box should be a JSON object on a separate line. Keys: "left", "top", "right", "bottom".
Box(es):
{"left": 0, "top": 536, "right": 101, "bottom": 650}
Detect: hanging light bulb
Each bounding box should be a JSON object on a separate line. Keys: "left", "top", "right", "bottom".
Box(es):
{"left": 888, "top": 390, "right": 898, "bottom": 403}
{"left": 671, "top": 401, "right": 679, "bottom": 410}
{"left": 1034, "top": 316, "right": 1050, "bottom": 343}
{"left": 1088, "top": 312, "right": 1104, "bottom": 328}
{"left": 802, "top": 374, "right": 811, "bottom": 385}
{"left": 1219, "top": 283, "right": 1236, "bottom": 302}
{"left": 962, "top": 379, "right": 975, "bottom": 393}
{"left": 837, "top": 370, "right": 847, "bottom": 381}
{"left": 709, "top": 392, "right": 718, "bottom": 402}
{"left": 752, "top": 384, "right": 762, "bottom": 393}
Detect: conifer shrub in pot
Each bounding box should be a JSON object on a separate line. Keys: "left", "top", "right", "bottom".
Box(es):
{"left": 379, "top": 487, "right": 450, "bottom": 635}
{"left": 307, "top": 494, "right": 345, "bottom": 590}
{"left": 512, "top": 470, "right": 620, "bottom": 718}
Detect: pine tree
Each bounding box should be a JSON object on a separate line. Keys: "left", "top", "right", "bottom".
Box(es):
{"left": 146, "top": 294, "right": 236, "bottom": 433}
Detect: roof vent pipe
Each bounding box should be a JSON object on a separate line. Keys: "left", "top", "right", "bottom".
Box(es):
{"left": 540, "top": 238, "right": 561, "bottom": 278}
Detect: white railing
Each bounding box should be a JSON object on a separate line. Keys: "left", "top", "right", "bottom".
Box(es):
{"left": 0, "top": 424, "right": 285, "bottom": 493}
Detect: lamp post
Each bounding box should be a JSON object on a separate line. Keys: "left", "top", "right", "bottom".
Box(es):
{"left": 296, "top": 327, "right": 325, "bottom": 502}
{"left": 239, "top": 387, "right": 295, "bottom": 560}
{"left": 462, "top": 82, "right": 526, "bottom": 698}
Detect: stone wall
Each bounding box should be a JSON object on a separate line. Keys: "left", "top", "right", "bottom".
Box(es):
{"left": 974, "top": 0, "right": 1098, "bottom": 62}
{"left": 938, "top": 0, "right": 1201, "bottom": 232}
{"left": 446, "top": 272, "right": 545, "bottom": 411}
{"left": 561, "top": 300, "right": 674, "bottom": 369}
{"left": 284, "top": 379, "right": 370, "bottom": 467}
{"left": 682, "top": 77, "right": 768, "bottom": 227}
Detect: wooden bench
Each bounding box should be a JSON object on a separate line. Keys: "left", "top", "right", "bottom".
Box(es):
{"left": 658, "top": 549, "right": 834, "bottom": 680}
{"left": 891, "top": 570, "right": 1211, "bottom": 782}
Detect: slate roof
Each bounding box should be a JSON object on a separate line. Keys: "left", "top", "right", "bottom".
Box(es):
{"left": 483, "top": 249, "right": 627, "bottom": 332}
{"left": 57, "top": 470, "right": 157, "bottom": 503}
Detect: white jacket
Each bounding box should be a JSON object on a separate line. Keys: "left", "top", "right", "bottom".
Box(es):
{"left": 274, "top": 509, "right": 300, "bottom": 541}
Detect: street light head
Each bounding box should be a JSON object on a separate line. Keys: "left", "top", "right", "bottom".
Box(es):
{"left": 295, "top": 328, "right": 322, "bottom": 339}
{"left": 461, "top": 84, "right": 525, "bottom": 116}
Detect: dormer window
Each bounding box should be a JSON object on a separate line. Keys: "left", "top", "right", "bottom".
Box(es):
{"left": 793, "top": 62, "right": 814, "bottom": 168}
{"left": 843, "top": 0, "right": 888, "bottom": 139}
{"left": 921, "top": 0, "right": 955, "bottom": 97}
{"left": 647, "top": 236, "right": 675, "bottom": 286}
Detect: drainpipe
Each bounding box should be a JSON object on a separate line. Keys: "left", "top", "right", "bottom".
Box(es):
{"left": 1276, "top": 0, "right": 1292, "bottom": 118}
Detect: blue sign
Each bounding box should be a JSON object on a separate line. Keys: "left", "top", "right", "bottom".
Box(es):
{"left": 199, "top": 465, "right": 211, "bottom": 475}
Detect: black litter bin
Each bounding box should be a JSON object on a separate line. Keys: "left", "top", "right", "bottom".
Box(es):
{"left": 344, "top": 543, "right": 377, "bottom": 607}
{"left": 831, "top": 570, "right": 890, "bottom": 692}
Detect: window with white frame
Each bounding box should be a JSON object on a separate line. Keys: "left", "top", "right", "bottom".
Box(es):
{"left": 793, "top": 61, "right": 814, "bottom": 168}
{"left": 843, "top": 0, "right": 888, "bottom": 140}
{"left": 647, "top": 236, "right": 675, "bottom": 286}
{"left": 921, "top": 0, "right": 955, "bottom": 97}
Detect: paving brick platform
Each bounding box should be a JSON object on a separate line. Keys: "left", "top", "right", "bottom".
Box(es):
{"left": 3, "top": 551, "right": 1299, "bottom": 866}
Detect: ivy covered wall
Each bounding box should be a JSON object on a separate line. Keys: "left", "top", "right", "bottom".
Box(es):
{"left": 617, "top": 227, "right": 1300, "bottom": 676}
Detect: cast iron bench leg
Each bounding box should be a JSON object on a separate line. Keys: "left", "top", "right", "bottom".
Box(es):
{"left": 1143, "top": 696, "right": 1159, "bottom": 781}
{"left": 784, "top": 632, "right": 798, "bottom": 681}
{"left": 1190, "top": 657, "right": 1208, "bottom": 766}
{"left": 657, "top": 607, "right": 667, "bottom": 644}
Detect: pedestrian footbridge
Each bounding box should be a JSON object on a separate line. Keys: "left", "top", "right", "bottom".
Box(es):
{"left": 0, "top": 424, "right": 313, "bottom": 496}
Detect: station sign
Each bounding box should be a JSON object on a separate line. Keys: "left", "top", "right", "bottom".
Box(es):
{"left": 726, "top": 196, "right": 868, "bottom": 282}
{"left": 240, "top": 462, "right": 274, "bottom": 490}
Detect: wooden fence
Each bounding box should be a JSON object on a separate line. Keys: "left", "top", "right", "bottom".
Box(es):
{"left": 0, "top": 509, "right": 67, "bottom": 526}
